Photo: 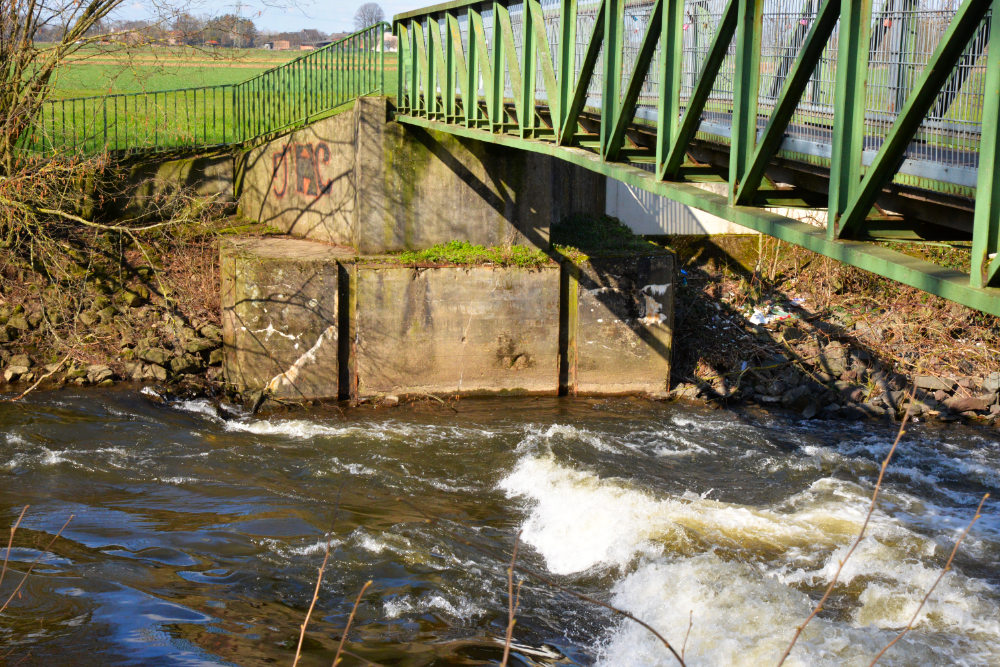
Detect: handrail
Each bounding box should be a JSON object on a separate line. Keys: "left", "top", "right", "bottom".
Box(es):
{"left": 25, "top": 21, "right": 392, "bottom": 156}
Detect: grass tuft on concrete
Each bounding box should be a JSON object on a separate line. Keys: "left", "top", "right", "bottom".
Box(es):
{"left": 393, "top": 241, "right": 553, "bottom": 268}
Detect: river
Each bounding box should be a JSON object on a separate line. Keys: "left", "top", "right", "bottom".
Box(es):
{"left": 0, "top": 388, "right": 997, "bottom": 665}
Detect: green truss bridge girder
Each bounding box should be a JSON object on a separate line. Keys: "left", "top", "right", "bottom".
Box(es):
{"left": 392, "top": 0, "right": 1000, "bottom": 317}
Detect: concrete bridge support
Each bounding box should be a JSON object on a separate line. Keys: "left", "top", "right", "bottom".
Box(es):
{"left": 224, "top": 97, "right": 675, "bottom": 401}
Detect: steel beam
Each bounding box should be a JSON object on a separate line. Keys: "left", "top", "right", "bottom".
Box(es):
{"left": 735, "top": 0, "right": 840, "bottom": 204}
{"left": 659, "top": 0, "right": 738, "bottom": 179}
{"left": 973, "top": 0, "right": 1000, "bottom": 288}
{"left": 729, "top": 0, "right": 765, "bottom": 202}
{"left": 838, "top": 0, "right": 993, "bottom": 238}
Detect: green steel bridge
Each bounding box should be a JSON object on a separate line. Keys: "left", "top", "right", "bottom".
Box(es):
{"left": 23, "top": 2, "right": 1000, "bottom": 316}
{"left": 391, "top": 0, "right": 1000, "bottom": 316}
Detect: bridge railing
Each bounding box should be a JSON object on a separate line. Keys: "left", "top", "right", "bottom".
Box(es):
{"left": 393, "top": 0, "right": 988, "bottom": 197}
{"left": 22, "top": 23, "right": 390, "bottom": 156}
{"left": 393, "top": 0, "right": 1000, "bottom": 296}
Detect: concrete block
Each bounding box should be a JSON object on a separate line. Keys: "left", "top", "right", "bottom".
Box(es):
{"left": 354, "top": 264, "right": 560, "bottom": 397}
{"left": 570, "top": 254, "right": 674, "bottom": 395}
{"left": 221, "top": 237, "right": 352, "bottom": 399}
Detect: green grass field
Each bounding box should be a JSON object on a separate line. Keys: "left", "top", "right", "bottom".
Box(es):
{"left": 30, "top": 44, "right": 398, "bottom": 154}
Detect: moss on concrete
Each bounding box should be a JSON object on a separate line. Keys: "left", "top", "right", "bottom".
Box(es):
{"left": 390, "top": 241, "right": 553, "bottom": 268}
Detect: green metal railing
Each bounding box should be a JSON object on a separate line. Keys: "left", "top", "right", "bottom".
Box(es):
{"left": 23, "top": 23, "right": 389, "bottom": 155}
{"left": 392, "top": 0, "right": 1000, "bottom": 315}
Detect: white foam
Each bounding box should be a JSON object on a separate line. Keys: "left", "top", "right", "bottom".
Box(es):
{"left": 383, "top": 593, "right": 483, "bottom": 620}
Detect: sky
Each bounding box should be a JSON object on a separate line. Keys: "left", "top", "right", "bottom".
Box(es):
{"left": 112, "top": 0, "right": 421, "bottom": 34}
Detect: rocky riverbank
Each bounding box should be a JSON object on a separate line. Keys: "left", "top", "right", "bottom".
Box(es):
{"left": 667, "top": 235, "right": 1000, "bottom": 427}
{"left": 0, "top": 225, "right": 997, "bottom": 428}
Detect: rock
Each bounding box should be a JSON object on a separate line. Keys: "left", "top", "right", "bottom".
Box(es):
{"left": 0, "top": 326, "right": 14, "bottom": 343}
{"left": 3, "top": 366, "right": 29, "bottom": 382}
{"left": 986, "top": 372, "right": 1000, "bottom": 393}
{"left": 86, "top": 364, "right": 114, "bottom": 384}
{"left": 915, "top": 375, "right": 954, "bottom": 391}
{"left": 9, "top": 354, "right": 31, "bottom": 368}
{"left": 26, "top": 311, "right": 43, "bottom": 329}
{"left": 208, "top": 348, "right": 224, "bottom": 366}
{"left": 671, "top": 383, "right": 700, "bottom": 400}
{"left": 144, "top": 364, "right": 168, "bottom": 381}
{"left": 781, "top": 385, "right": 812, "bottom": 411}
{"left": 79, "top": 310, "right": 100, "bottom": 327}
{"left": 184, "top": 338, "right": 217, "bottom": 355}
{"left": 64, "top": 366, "right": 87, "bottom": 380}
{"left": 98, "top": 306, "right": 118, "bottom": 323}
{"left": 944, "top": 395, "right": 993, "bottom": 413}
{"left": 933, "top": 389, "right": 950, "bottom": 403}
{"left": 801, "top": 402, "right": 818, "bottom": 419}
{"left": 7, "top": 313, "right": 29, "bottom": 331}
{"left": 821, "top": 342, "right": 848, "bottom": 375}
{"left": 990, "top": 403, "right": 1000, "bottom": 416}
{"left": 122, "top": 285, "right": 150, "bottom": 308}
{"left": 125, "top": 362, "right": 144, "bottom": 380}
{"left": 170, "top": 354, "right": 201, "bottom": 375}
{"left": 382, "top": 394, "right": 400, "bottom": 407}
{"left": 138, "top": 347, "right": 171, "bottom": 366}
{"left": 97, "top": 379, "right": 115, "bottom": 387}
{"left": 199, "top": 324, "right": 223, "bottom": 342}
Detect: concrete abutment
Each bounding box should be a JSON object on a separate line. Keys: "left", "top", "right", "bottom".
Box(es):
{"left": 225, "top": 96, "right": 676, "bottom": 401}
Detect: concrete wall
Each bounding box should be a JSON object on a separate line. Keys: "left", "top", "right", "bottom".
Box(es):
{"left": 221, "top": 237, "right": 352, "bottom": 400}
{"left": 221, "top": 237, "right": 674, "bottom": 401}
{"left": 571, "top": 255, "right": 674, "bottom": 395}
{"left": 355, "top": 265, "right": 561, "bottom": 396}
{"left": 238, "top": 97, "right": 606, "bottom": 253}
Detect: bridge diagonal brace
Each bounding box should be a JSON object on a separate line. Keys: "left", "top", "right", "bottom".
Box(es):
{"left": 469, "top": 8, "right": 495, "bottom": 125}
{"left": 496, "top": 1, "right": 523, "bottom": 126}
{"left": 735, "top": 0, "right": 841, "bottom": 204}
{"left": 447, "top": 13, "right": 470, "bottom": 118}
{"left": 429, "top": 16, "right": 448, "bottom": 118}
{"left": 658, "top": 0, "right": 738, "bottom": 179}
{"left": 605, "top": 0, "right": 663, "bottom": 160}
{"left": 558, "top": 1, "right": 605, "bottom": 145}
{"left": 411, "top": 20, "right": 429, "bottom": 116}
{"left": 837, "top": 0, "right": 993, "bottom": 238}
{"left": 527, "top": 0, "right": 560, "bottom": 122}
{"left": 397, "top": 22, "right": 410, "bottom": 111}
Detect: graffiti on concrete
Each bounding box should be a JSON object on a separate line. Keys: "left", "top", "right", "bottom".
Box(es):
{"left": 271, "top": 142, "right": 334, "bottom": 199}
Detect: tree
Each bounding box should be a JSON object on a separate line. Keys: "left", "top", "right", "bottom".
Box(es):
{"left": 353, "top": 2, "right": 384, "bottom": 31}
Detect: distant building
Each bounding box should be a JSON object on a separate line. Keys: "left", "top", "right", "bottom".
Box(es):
{"left": 264, "top": 39, "right": 291, "bottom": 51}
{"left": 299, "top": 44, "right": 314, "bottom": 51}
{"left": 376, "top": 33, "right": 398, "bottom": 52}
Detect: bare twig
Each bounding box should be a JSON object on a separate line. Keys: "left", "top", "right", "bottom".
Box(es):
{"left": 682, "top": 610, "right": 693, "bottom": 661}
{"left": 1, "top": 505, "right": 29, "bottom": 590}
{"left": 293, "top": 533, "right": 335, "bottom": 667}
{"left": 333, "top": 580, "right": 372, "bottom": 666}
{"left": 501, "top": 531, "right": 524, "bottom": 667}
{"left": 4, "top": 354, "right": 71, "bottom": 402}
{"left": 0, "top": 513, "right": 74, "bottom": 615}
{"left": 869, "top": 493, "right": 990, "bottom": 666}
{"left": 777, "top": 389, "right": 916, "bottom": 666}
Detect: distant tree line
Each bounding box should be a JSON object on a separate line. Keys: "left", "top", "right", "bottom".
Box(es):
{"left": 31, "top": 15, "right": 379, "bottom": 49}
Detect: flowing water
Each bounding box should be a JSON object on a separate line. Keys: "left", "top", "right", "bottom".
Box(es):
{"left": 0, "top": 388, "right": 998, "bottom": 666}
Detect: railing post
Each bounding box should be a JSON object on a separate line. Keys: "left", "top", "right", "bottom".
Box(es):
{"left": 521, "top": 0, "right": 537, "bottom": 137}
{"left": 828, "top": 0, "right": 872, "bottom": 238}
{"left": 557, "top": 0, "right": 578, "bottom": 135}
{"left": 467, "top": 7, "right": 479, "bottom": 126}
{"left": 729, "top": 0, "right": 764, "bottom": 202}
{"left": 599, "top": 0, "right": 623, "bottom": 155}
{"left": 656, "top": 0, "right": 684, "bottom": 175}
{"left": 972, "top": 0, "right": 1000, "bottom": 288}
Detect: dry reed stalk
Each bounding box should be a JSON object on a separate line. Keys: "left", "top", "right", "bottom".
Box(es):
{"left": 333, "top": 580, "right": 372, "bottom": 666}
{"left": 869, "top": 492, "right": 990, "bottom": 666}
{"left": 500, "top": 531, "right": 523, "bottom": 667}
{"left": 0, "top": 513, "right": 73, "bottom": 615}
{"left": 777, "top": 389, "right": 915, "bottom": 665}
{"left": 681, "top": 610, "right": 693, "bottom": 661}
{"left": 293, "top": 534, "right": 335, "bottom": 667}
{"left": 1, "top": 505, "right": 29, "bottom": 590}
